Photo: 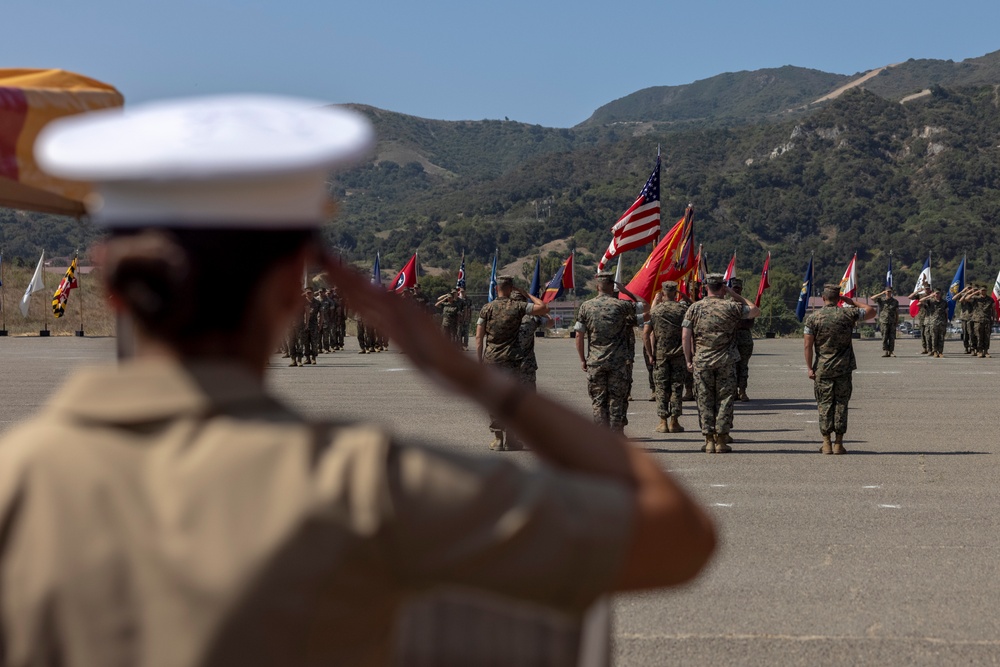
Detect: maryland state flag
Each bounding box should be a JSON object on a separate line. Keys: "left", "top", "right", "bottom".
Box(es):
{"left": 52, "top": 256, "right": 79, "bottom": 317}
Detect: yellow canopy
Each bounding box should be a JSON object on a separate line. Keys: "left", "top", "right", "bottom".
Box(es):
{"left": 0, "top": 69, "right": 123, "bottom": 215}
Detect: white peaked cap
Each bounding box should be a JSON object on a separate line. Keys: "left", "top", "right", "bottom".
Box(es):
{"left": 34, "top": 94, "right": 375, "bottom": 227}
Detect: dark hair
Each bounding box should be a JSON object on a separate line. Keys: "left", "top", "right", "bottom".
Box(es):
{"left": 104, "top": 227, "right": 317, "bottom": 346}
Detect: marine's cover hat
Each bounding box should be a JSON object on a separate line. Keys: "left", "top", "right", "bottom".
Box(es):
{"left": 34, "top": 94, "right": 375, "bottom": 227}
{"left": 595, "top": 271, "right": 615, "bottom": 282}
{"left": 661, "top": 280, "right": 678, "bottom": 290}
{"left": 497, "top": 275, "right": 515, "bottom": 286}
{"left": 729, "top": 277, "right": 744, "bottom": 288}
{"left": 705, "top": 273, "right": 725, "bottom": 286}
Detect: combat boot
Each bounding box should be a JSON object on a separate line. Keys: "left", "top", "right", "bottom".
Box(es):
{"left": 288, "top": 359, "right": 298, "bottom": 367}
{"left": 668, "top": 416, "right": 684, "bottom": 433}
{"left": 703, "top": 434, "right": 716, "bottom": 454}
{"left": 833, "top": 434, "right": 847, "bottom": 455}
{"left": 738, "top": 389, "right": 749, "bottom": 402}
{"left": 820, "top": 434, "right": 832, "bottom": 455}
{"left": 655, "top": 418, "right": 668, "bottom": 433}
{"left": 489, "top": 432, "right": 505, "bottom": 451}
{"left": 920, "top": 349, "right": 929, "bottom": 355}
{"left": 683, "top": 389, "right": 695, "bottom": 402}
{"left": 715, "top": 433, "right": 732, "bottom": 453}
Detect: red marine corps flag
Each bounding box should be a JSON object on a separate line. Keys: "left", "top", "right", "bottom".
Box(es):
{"left": 839, "top": 253, "right": 858, "bottom": 305}
{"left": 597, "top": 153, "right": 661, "bottom": 271}
{"left": 754, "top": 252, "right": 771, "bottom": 307}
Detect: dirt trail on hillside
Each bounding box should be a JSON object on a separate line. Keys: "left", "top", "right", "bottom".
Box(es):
{"left": 813, "top": 63, "right": 902, "bottom": 104}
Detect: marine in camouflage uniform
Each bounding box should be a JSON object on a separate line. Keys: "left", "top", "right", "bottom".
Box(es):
{"left": 644, "top": 282, "right": 690, "bottom": 434}
{"left": 956, "top": 289, "right": 974, "bottom": 354}
{"left": 298, "top": 289, "right": 322, "bottom": 364}
{"left": 803, "top": 285, "right": 875, "bottom": 454}
{"left": 920, "top": 289, "right": 949, "bottom": 357}
{"left": 436, "top": 290, "right": 462, "bottom": 344}
{"left": 909, "top": 287, "right": 932, "bottom": 354}
{"left": 476, "top": 276, "right": 549, "bottom": 450}
{"left": 964, "top": 285, "right": 995, "bottom": 357}
{"left": 456, "top": 287, "right": 473, "bottom": 350}
{"left": 872, "top": 287, "right": 899, "bottom": 357}
{"left": 682, "top": 274, "right": 758, "bottom": 453}
{"left": 575, "top": 272, "right": 637, "bottom": 434}
{"left": 330, "top": 289, "right": 345, "bottom": 350}
{"left": 319, "top": 289, "right": 335, "bottom": 353}
{"left": 730, "top": 278, "right": 755, "bottom": 401}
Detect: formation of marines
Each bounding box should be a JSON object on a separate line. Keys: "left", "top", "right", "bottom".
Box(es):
{"left": 281, "top": 265, "right": 995, "bottom": 456}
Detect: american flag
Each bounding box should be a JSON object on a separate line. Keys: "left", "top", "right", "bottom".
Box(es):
{"left": 598, "top": 155, "right": 661, "bottom": 271}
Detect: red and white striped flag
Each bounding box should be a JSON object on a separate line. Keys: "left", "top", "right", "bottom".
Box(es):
{"left": 839, "top": 253, "right": 858, "bottom": 305}
{"left": 597, "top": 155, "right": 660, "bottom": 271}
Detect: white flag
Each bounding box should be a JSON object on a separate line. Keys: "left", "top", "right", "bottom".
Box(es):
{"left": 20, "top": 251, "right": 46, "bottom": 317}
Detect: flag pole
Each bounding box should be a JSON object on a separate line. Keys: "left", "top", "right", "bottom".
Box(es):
{"left": 76, "top": 251, "right": 85, "bottom": 337}
{"left": 0, "top": 249, "right": 5, "bottom": 336}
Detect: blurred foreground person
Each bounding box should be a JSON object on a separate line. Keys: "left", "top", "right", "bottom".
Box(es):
{"left": 0, "top": 95, "right": 716, "bottom": 666}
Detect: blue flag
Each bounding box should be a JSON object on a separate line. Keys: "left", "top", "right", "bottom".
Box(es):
{"left": 456, "top": 252, "right": 466, "bottom": 289}
{"left": 795, "top": 255, "right": 814, "bottom": 322}
{"left": 885, "top": 253, "right": 893, "bottom": 288}
{"left": 487, "top": 250, "right": 498, "bottom": 302}
{"left": 372, "top": 252, "right": 382, "bottom": 285}
{"left": 946, "top": 255, "right": 965, "bottom": 320}
{"left": 528, "top": 257, "right": 541, "bottom": 298}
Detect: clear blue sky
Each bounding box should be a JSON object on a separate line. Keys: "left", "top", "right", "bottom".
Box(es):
{"left": 6, "top": 0, "right": 999, "bottom": 127}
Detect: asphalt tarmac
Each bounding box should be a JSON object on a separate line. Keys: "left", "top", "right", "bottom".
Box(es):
{"left": 1, "top": 334, "right": 997, "bottom": 665}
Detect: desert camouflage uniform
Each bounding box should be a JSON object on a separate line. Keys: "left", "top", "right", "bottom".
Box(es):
{"left": 924, "top": 297, "right": 948, "bottom": 355}
{"left": 479, "top": 297, "right": 532, "bottom": 437}
{"left": 873, "top": 294, "right": 899, "bottom": 354}
{"left": 649, "top": 299, "right": 689, "bottom": 420}
{"left": 683, "top": 297, "right": 749, "bottom": 436}
{"left": 804, "top": 305, "right": 865, "bottom": 436}
{"left": 575, "top": 294, "right": 637, "bottom": 431}
{"left": 331, "top": 292, "right": 346, "bottom": 350}
{"left": 734, "top": 318, "right": 754, "bottom": 395}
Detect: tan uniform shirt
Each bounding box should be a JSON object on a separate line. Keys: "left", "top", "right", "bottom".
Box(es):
{"left": 0, "top": 360, "right": 631, "bottom": 666}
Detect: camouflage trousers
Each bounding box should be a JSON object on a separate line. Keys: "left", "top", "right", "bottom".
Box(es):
{"left": 735, "top": 336, "right": 754, "bottom": 392}
{"left": 963, "top": 320, "right": 973, "bottom": 352}
{"left": 286, "top": 325, "right": 304, "bottom": 360}
{"left": 298, "top": 323, "right": 320, "bottom": 359}
{"left": 693, "top": 364, "right": 736, "bottom": 435}
{"left": 587, "top": 362, "right": 630, "bottom": 430}
{"left": 930, "top": 323, "right": 946, "bottom": 354}
{"left": 442, "top": 318, "right": 460, "bottom": 345}
{"left": 920, "top": 323, "right": 931, "bottom": 352}
{"left": 814, "top": 373, "right": 853, "bottom": 436}
{"left": 972, "top": 321, "right": 992, "bottom": 352}
{"left": 488, "top": 360, "right": 528, "bottom": 436}
{"left": 880, "top": 323, "right": 896, "bottom": 352}
{"left": 654, "top": 356, "right": 686, "bottom": 419}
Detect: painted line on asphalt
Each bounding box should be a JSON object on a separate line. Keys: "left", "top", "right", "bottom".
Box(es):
{"left": 384, "top": 368, "right": 411, "bottom": 372}
{"left": 863, "top": 485, "right": 881, "bottom": 489}
{"left": 710, "top": 484, "right": 728, "bottom": 488}
{"left": 878, "top": 504, "right": 901, "bottom": 509}
{"left": 711, "top": 503, "right": 733, "bottom": 508}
